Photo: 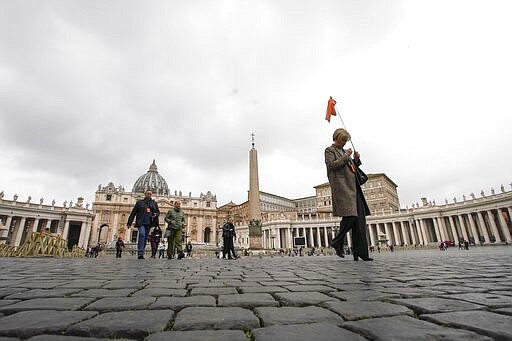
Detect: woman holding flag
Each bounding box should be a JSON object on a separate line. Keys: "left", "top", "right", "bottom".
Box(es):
{"left": 324, "top": 97, "right": 373, "bottom": 261}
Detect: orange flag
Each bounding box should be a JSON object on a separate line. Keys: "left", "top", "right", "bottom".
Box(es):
{"left": 325, "top": 96, "right": 337, "bottom": 122}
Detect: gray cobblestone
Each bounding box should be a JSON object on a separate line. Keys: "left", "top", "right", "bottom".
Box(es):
{"left": 0, "top": 246, "right": 510, "bottom": 340}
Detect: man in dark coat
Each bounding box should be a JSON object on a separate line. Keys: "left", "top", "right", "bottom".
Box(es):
{"left": 222, "top": 217, "right": 238, "bottom": 259}
{"left": 325, "top": 128, "right": 372, "bottom": 261}
{"left": 127, "top": 190, "right": 160, "bottom": 259}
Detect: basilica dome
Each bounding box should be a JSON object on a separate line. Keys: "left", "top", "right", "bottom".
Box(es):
{"left": 132, "top": 160, "right": 170, "bottom": 196}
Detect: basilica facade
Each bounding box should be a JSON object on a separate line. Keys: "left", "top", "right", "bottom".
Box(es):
{"left": 91, "top": 160, "right": 218, "bottom": 247}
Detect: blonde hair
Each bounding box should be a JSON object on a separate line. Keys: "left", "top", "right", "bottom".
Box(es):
{"left": 333, "top": 128, "right": 351, "bottom": 142}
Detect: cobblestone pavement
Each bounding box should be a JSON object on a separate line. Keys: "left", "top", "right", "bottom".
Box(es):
{"left": 0, "top": 246, "right": 511, "bottom": 340}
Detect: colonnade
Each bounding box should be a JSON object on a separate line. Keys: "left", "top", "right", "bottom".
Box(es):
{"left": 258, "top": 195, "right": 512, "bottom": 249}
{"left": 0, "top": 199, "right": 94, "bottom": 249}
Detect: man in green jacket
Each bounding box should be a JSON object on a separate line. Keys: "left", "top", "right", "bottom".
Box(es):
{"left": 165, "top": 200, "right": 186, "bottom": 259}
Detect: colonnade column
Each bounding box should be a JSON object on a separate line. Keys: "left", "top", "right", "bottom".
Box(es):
{"left": 497, "top": 209, "right": 512, "bottom": 243}
{"left": 301, "top": 227, "right": 307, "bottom": 247}
{"left": 288, "top": 228, "right": 293, "bottom": 249}
{"left": 308, "top": 227, "right": 314, "bottom": 248}
{"left": 433, "top": 218, "right": 443, "bottom": 242}
{"left": 323, "top": 227, "right": 329, "bottom": 247}
{"left": 32, "top": 218, "right": 40, "bottom": 233}
{"left": 437, "top": 217, "right": 448, "bottom": 241}
{"left": 399, "top": 221, "right": 409, "bottom": 245}
{"left": 14, "top": 217, "right": 26, "bottom": 246}
{"left": 62, "top": 220, "right": 70, "bottom": 241}
{"left": 477, "top": 212, "right": 490, "bottom": 244}
{"left": 419, "top": 219, "right": 428, "bottom": 245}
{"left": 487, "top": 210, "right": 501, "bottom": 243}
{"left": 467, "top": 213, "right": 480, "bottom": 244}
{"left": 448, "top": 216, "right": 458, "bottom": 242}
{"left": 384, "top": 223, "right": 393, "bottom": 246}
{"left": 410, "top": 222, "right": 417, "bottom": 245}
{"left": 347, "top": 231, "right": 352, "bottom": 248}
{"left": 276, "top": 228, "right": 282, "bottom": 249}
{"left": 369, "top": 224, "right": 377, "bottom": 246}
{"left": 457, "top": 215, "right": 469, "bottom": 243}
{"left": 316, "top": 228, "right": 322, "bottom": 248}
{"left": 392, "top": 222, "right": 401, "bottom": 245}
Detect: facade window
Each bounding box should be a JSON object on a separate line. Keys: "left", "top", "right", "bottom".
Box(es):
{"left": 206, "top": 202, "right": 211, "bottom": 207}
{"left": 106, "top": 194, "right": 112, "bottom": 201}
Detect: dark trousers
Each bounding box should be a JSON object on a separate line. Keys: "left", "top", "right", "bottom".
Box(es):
{"left": 331, "top": 188, "right": 370, "bottom": 258}
{"left": 223, "top": 237, "right": 236, "bottom": 258}
{"left": 116, "top": 249, "right": 122, "bottom": 258}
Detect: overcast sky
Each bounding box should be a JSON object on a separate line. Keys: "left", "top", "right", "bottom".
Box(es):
{"left": 1, "top": 0, "right": 511, "bottom": 210}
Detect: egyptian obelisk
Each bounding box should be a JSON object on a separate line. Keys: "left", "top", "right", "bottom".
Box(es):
{"left": 248, "top": 133, "right": 262, "bottom": 249}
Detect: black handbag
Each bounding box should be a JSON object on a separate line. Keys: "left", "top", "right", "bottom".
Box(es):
{"left": 356, "top": 167, "right": 368, "bottom": 185}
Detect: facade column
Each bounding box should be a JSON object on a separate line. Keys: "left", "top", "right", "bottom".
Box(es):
{"left": 308, "top": 227, "right": 314, "bottom": 248}
{"left": 62, "top": 220, "right": 70, "bottom": 240}
{"left": 477, "top": 212, "right": 490, "bottom": 244}
{"left": 14, "top": 217, "right": 27, "bottom": 247}
{"left": 33, "top": 218, "right": 41, "bottom": 233}
{"left": 487, "top": 210, "right": 501, "bottom": 243}
{"left": 419, "top": 219, "right": 429, "bottom": 245}
{"left": 323, "top": 227, "right": 329, "bottom": 247}
{"left": 497, "top": 209, "right": 512, "bottom": 243}
{"left": 369, "top": 224, "right": 376, "bottom": 246}
{"left": 276, "top": 227, "right": 282, "bottom": 249}
{"left": 392, "top": 222, "right": 401, "bottom": 245}
{"left": 433, "top": 218, "right": 443, "bottom": 242}
{"left": 383, "top": 223, "right": 392, "bottom": 246}
{"left": 457, "top": 215, "right": 469, "bottom": 243}
{"left": 316, "top": 227, "right": 322, "bottom": 247}
{"left": 399, "top": 221, "right": 409, "bottom": 245}
{"left": 467, "top": 213, "right": 480, "bottom": 244}
{"left": 288, "top": 228, "right": 293, "bottom": 248}
{"left": 448, "top": 216, "right": 458, "bottom": 242}
{"left": 409, "top": 221, "right": 417, "bottom": 245}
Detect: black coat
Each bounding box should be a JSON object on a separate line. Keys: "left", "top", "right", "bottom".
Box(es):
{"left": 127, "top": 199, "right": 160, "bottom": 228}
{"left": 222, "top": 222, "right": 236, "bottom": 238}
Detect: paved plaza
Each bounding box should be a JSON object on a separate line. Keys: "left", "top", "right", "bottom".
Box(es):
{"left": 0, "top": 246, "right": 511, "bottom": 340}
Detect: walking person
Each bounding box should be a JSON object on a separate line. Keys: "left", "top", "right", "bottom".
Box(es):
{"left": 326, "top": 128, "right": 373, "bottom": 261}
{"left": 150, "top": 225, "right": 162, "bottom": 258}
{"left": 185, "top": 241, "right": 193, "bottom": 258}
{"left": 164, "top": 201, "right": 186, "bottom": 260}
{"left": 115, "top": 237, "right": 125, "bottom": 258}
{"left": 222, "top": 217, "right": 238, "bottom": 259}
{"left": 158, "top": 241, "right": 166, "bottom": 258}
{"left": 127, "top": 190, "right": 160, "bottom": 259}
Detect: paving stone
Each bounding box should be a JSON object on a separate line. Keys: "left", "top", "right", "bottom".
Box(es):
{"left": 238, "top": 286, "right": 288, "bottom": 294}
{"left": 149, "top": 296, "right": 216, "bottom": 310}
{"left": 172, "top": 307, "right": 259, "bottom": 330}
{"left": 58, "top": 280, "right": 106, "bottom": 289}
{"left": 0, "top": 288, "right": 28, "bottom": 298}
{"left": 83, "top": 297, "right": 155, "bottom": 311}
{"left": 100, "top": 280, "right": 145, "bottom": 290}
{"left": 379, "top": 287, "right": 446, "bottom": 297}
{"left": 190, "top": 287, "right": 238, "bottom": 296}
{"left": 440, "top": 292, "right": 512, "bottom": 308}
{"left": 252, "top": 322, "right": 367, "bottom": 341}
{"left": 0, "top": 310, "right": 98, "bottom": 339}
{"left": 494, "top": 307, "right": 512, "bottom": 316}
{"left": 27, "top": 336, "right": 133, "bottom": 341}
{"left": 344, "top": 315, "right": 493, "bottom": 340}
{"left": 218, "top": 293, "right": 278, "bottom": 308}
{"left": 254, "top": 306, "right": 344, "bottom": 326}
{"left": 68, "top": 309, "right": 173, "bottom": 339}
{"left": 70, "top": 289, "right": 135, "bottom": 298}
{"left": 131, "top": 288, "right": 187, "bottom": 297}
{"left": 389, "top": 297, "right": 486, "bottom": 314}
{"left": 421, "top": 310, "right": 512, "bottom": 340}
{"left": 5, "top": 289, "right": 81, "bottom": 299}
{"left": 284, "top": 285, "right": 334, "bottom": 293}
{"left": 0, "top": 298, "right": 94, "bottom": 313}
{"left": 0, "top": 300, "right": 19, "bottom": 308}
{"left": 0, "top": 337, "right": 20, "bottom": 341}
{"left": 274, "top": 292, "right": 337, "bottom": 306}
{"left": 145, "top": 330, "right": 248, "bottom": 341}
{"left": 322, "top": 300, "right": 413, "bottom": 320}
{"left": 328, "top": 290, "right": 396, "bottom": 301}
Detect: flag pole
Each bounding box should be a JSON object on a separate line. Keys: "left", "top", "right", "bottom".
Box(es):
{"left": 334, "top": 103, "right": 357, "bottom": 152}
